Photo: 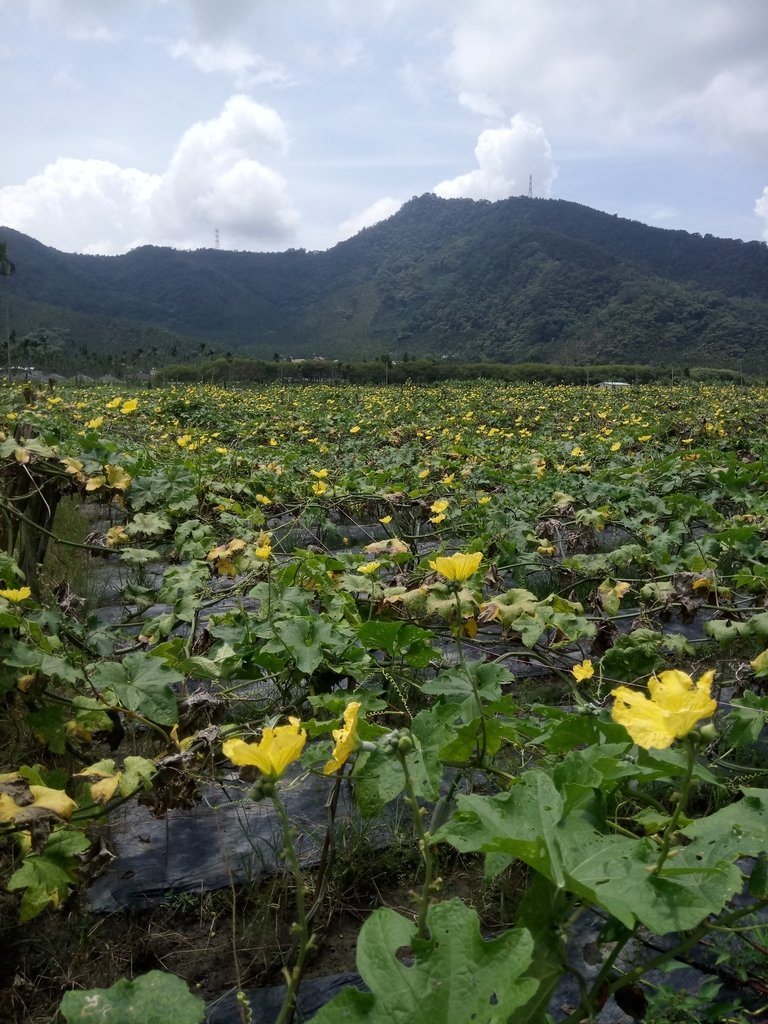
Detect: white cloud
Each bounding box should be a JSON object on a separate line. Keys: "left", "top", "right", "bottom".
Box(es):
{"left": 434, "top": 115, "right": 556, "bottom": 201}
{"left": 755, "top": 188, "right": 768, "bottom": 241}
{"left": 0, "top": 96, "right": 299, "bottom": 253}
{"left": 336, "top": 196, "right": 403, "bottom": 242}
{"left": 169, "top": 38, "right": 290, "bottom": 86}
{"left": 446, "top": 0, "right": 768, "bottom": 149}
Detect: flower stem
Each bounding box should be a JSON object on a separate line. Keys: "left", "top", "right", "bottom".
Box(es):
{"left": 271, "top": 793, "right": 313, "bottom": 1024}
{"left": 653, "top": 734, "right": 695, "bottom": 874}
{"left": 453, "top": 589, "right": 487, "bottom": 766}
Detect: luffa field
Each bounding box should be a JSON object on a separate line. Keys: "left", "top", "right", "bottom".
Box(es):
{"left": 1, "top": 379, "right": 768, "bottom": 1023}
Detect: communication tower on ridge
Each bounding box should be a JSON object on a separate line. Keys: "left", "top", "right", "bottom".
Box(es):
{"left": 528, "top": 174, "right": 533, "bottom": 199}
{"left": 214, "top": 228, "right": 220, "bottom": 249}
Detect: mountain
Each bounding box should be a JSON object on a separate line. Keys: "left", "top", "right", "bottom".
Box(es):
{"left": 3, "top": 194, "right": 768, "bottom": 371}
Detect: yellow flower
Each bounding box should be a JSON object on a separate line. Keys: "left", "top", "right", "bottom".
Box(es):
{"left": 429, "top": 550, "right": 483, "bottom": 582}
{"left": 418, "top": 469, "right": 430, "bottom": 479}
{"left": 349, "top": 425, "right": 361, "bottom": 434}
{"left": 0, "top": 587, "right": 32, "bottom": 602}
{"left": 571, "top": 659, "right": 594, "bottom": 682}
{"left": 430, "top": 499, "right": 449, "bottom": 515}
{"left": 177, "top": 434, "right": 192, "bottom": 447}
{"left": 379, "top": 515, "right": 392, "bottom": 524}
{"left": 478, "top": 495, "right": 491, "bottom": 505}
{"left": 85, "top": 416, "right": 104, "bottom": 429}
{"left": 254, "top": 532, "right": 272, "bottom": 559}
{"left": 323, "top": 702, "right": 362, "bottom": 775}
{"left": 255, "top": 494, "right": 272, "bottom": 506}
{"left": 358, "top": 561, "right": 380, "bottom": 575}
{"left": 570, "top": 446, "right": 584, "bottom": 458}
{"left": 611, "top": 669, "right": 716, "bottom": 750}
{"left": 106, "top": 396, "right": 122, "bottom": 409}
{"left": 310, "top": 469, "right": 328, "bottom": 479}
{"left": 222, "top": 718, "right": 307, "bottom": 778}
{"left": 120, "top": 398, "right": 138, "bottom": 415}
{"left": 311, "top": 480, "right": 328, "bottom": 496}
{"left": 441, "top": 473, "right": 455, "bottom": 485}
{"left": 638, "top": 434, "right": 652, "bottom": 443}
{"left": 610, "top": 441, "right": 622, "bottom": 452}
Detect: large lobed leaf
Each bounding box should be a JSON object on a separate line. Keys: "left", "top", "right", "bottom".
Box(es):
{"left": 311, "top": 898, "right": 536, "bottom": 1024}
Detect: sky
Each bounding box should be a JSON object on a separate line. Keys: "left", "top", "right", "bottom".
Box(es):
{"left": 2, "top": 0, "right": 768, "bottom": 256}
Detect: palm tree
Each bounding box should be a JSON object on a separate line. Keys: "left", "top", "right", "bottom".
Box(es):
{"left": 1, "top": 241, "right": 16, "bottom": 382}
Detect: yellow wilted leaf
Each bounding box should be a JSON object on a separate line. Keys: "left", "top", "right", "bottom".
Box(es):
{"left": 91, "top": 774, "right": 121, "bottom": 803}
{"left": 106, "top": 464, "right": 132, "bottom": 491}
{"left": 85, "top": 474, "right": 106, "bottom": 491}
{"left": 106, "top": 525, "right": 129, "bottom": 546}
{"left": 0, "top": 793, "right": 20, "bottom": 823}
{"left": 28, "top": 786, "right": 77, "bottom": 819}
{"left": 60, "top": 457, "right": 84, "bottom": 475}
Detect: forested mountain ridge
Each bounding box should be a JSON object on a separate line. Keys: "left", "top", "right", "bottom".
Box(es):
{"left": 3, "top": 193, "right": 768, "bottom": 369}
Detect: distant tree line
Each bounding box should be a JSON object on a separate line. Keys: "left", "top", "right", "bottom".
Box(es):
{"left": 155, "top": 356, "right": 749, "bottom": 387}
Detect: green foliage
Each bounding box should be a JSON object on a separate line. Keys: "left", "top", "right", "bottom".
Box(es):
{"left": 59, "top": 971, "right": 205, "bottom": 1024}
{"left": 311, "top": 899, "right": 536, "bottom": 1024}
{"left": 6, "top": 194, "right": 768, "bottom": 370}
{"left": 8, "top": 828, "right": 90, "bottom": 921}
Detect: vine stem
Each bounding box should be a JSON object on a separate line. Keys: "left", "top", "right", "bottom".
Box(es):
{"left": 271, "top": 792, "right": 314, "bottom": 1024}
{"left": 398, "top": 747, "right": 436, "bottom": 941}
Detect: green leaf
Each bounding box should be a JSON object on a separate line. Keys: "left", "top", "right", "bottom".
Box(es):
{"left": 353, "top": 747, "right": 405, "bottom": 817}
{"left": 9, "top": 829, "right": 90, "bottom": 921}
{"left": 121, "top": 756, "right": 157, "bottom": 795}
{"left": 126, "top": 512, "right": 172, "bottom": 537}
{"left": 59, "top": 971, "right": 204, "bottom": 1024}
{"left": 681, "top": 788, "right": 768, "bottom": 862}
{"left": 705, "top": 618, "right": 747, "bottom": 646}
{"left": 91, "top": 653, "right": 182, "bottom": 725}
{"left": 311, "top": 899, "right": 536, "bottom": 1024}
{"left": 435, "top": 770, "right": 743, "bottom": 933}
